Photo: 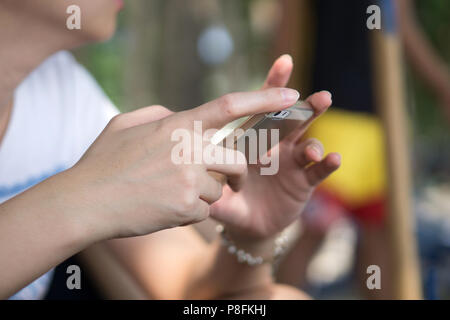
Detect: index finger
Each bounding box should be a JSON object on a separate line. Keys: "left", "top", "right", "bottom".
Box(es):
{"left": 186, "top": 88, "right": 300, "bottom": 129}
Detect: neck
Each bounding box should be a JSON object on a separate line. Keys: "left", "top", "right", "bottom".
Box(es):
{"left": 0, "top": 9, "right": 68, "bottom": 112}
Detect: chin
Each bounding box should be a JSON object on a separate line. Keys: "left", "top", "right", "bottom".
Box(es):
{"left": 84, "top": 20, "right": 117, "bottom": 43}
{"left": 93, "top": 25, "right": 117, "bottom": 42}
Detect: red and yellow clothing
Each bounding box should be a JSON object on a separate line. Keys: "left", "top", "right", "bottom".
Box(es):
{"left": 307, "top": 109, "right": 387, "bottom": 225}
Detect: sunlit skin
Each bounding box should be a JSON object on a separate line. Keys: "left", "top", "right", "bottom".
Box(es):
{"left": 0, "top": 0, "right": 120, "bottom": 44}
{"left": 106, "top": 55, "right": 341, "bottom": 300}
{"left": 212, "top": 55, "right": 341, "bottom": 239}
{"left": 0, "top": 0, "right": 121, "bottom": 126}
{"left": 0, "top": 1, "right": 340, "bottom": 299}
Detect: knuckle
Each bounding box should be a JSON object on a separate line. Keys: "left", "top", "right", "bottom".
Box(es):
{"left": 108, "top": 114, "right": 124, "bottom": 130}
{"left": 209, "top": 181, "right": 223, "bottom": 202}
{"left": 181, "top": 166, "right": 197, "bottom": 188}
{"left": 158, "top": 112, "right": 182, "bottom": 132}
{"left": 151, "top": 104, "right": 167, "bottom": 111}
{"left": 152, "top": 105, "right": 173, "bottom": 116}
{"left": 218, "top": 94, "right": 236, "bottom": 117}
{"left": 179, "top": 190, "right": 198, "bottom": 213}
{"left": 194, "top": 206, "right": 210, "bottom": 223}
{"left": 274, "top": 87, "right": 284, "bottom": 98}
{"left": 236, "top": 162, "right": 248, "bottom": 176}
{"left": 173, "top": 183, "right": 198, "bottom": 217}
{"left": 229, "top": 161, "right": 247, "bottom": 178}
{"left": 267, "top": 87, "right": 283, "bottom": 101}
{"left": 214, "top": 183, "right": 223, "bottom": 200}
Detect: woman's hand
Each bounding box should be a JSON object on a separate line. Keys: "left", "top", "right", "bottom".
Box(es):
{"left": 0, "top": 87, "right": 301, "bottom": 299}
{"left": 68, "top": 88, "right": 300, "bottom": 240}
{"left": 210, "top": 55, "right": 341, "bottom": 239}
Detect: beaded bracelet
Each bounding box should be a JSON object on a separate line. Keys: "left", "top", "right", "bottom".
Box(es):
{"left": 216, "top": 224, "right": 289, "bottom": 266}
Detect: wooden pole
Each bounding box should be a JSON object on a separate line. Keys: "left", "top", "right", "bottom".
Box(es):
{"left": 274, "top": 0, "right": 314, "bottom": 94}
{"left": 370, "top": 0, "right": 422, "bottom": 299}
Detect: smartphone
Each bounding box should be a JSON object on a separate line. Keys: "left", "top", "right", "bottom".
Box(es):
{"left": 208, "top": 100, "right": 313, "bottom": 183}
{"left": 211, "top": 100, "right": 314, "bottom": 148}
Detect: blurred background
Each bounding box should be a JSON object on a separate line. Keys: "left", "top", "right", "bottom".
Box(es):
{"left": 65, "top": 0, "right": 450, "bottom": 300}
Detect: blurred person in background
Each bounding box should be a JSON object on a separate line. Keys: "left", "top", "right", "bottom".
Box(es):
{"left": 275, "top": 0, "right": 450, "bottom": 299}
{"left": 0, "top": 0, "right": 341, "bottom": 299}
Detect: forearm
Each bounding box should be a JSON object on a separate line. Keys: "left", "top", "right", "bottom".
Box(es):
{"left": 0, "top": 169, "right": 100, "bottom": 299}
{"left": 106, "top": 227, "right": 208, "bottom": 299}
{"left": 106, "top": 225, "right": 276, "bottom": 300}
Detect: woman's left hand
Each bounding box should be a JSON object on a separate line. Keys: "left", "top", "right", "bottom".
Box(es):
{"left": 210, "top": 55, "right": 341, "bottom": 239}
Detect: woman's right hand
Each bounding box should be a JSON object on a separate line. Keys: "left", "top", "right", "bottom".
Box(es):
{"left": 65, "top": 88, "right": 300, "bottom": 240}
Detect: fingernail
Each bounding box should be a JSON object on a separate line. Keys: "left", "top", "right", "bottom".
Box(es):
{"left": 282, "top": 89, "right": 300, "bottom": 103}
{"left": 324, "top": 91, "right": 332, "bottom": 99}
{"left": 281, "top": 54, "right": 293, "bottom": 63}
{"left": 309, "top": 145, "right": 323, "bottom": 159}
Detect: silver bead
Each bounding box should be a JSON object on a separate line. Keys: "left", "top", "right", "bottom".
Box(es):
{"left": 228, "top": 245, "right": 236, "bottom": 254}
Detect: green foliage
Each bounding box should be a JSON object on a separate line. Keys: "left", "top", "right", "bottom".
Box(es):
{"left": 74, "top": 0, "right": 450, "bottom": 141}
{"left": 410, "top": 0, "right": 450, "bottom": 137}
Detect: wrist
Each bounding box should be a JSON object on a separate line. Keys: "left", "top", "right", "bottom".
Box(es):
{"left": 225, "top": 227, "right": 277, "bottom": 258}
{"left": 47, "top": 168, "right": 111, "bottom": 245}
{"left": 217, "top": 225, "right": 288, "bottom": 266}
{"left": 0, "top": 169, "right": 104, "bottom": 296}
{"left": 213, "top": 238, "right": 274, "bottom": 297}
